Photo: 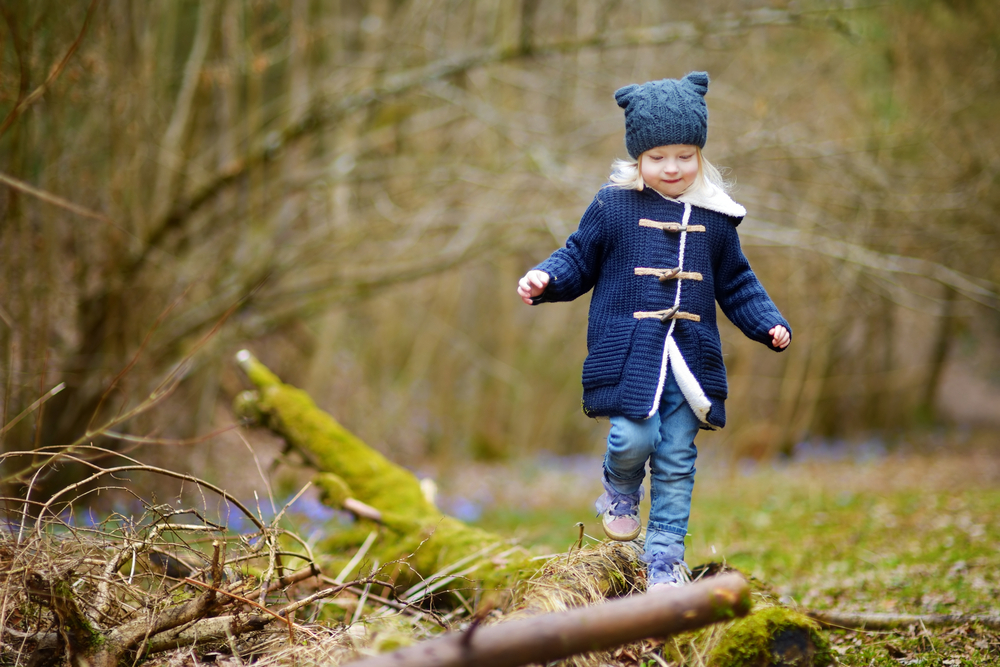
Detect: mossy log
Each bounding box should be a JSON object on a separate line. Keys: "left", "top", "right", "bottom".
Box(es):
{"left": 25, "top": 569, "right": 111, "bottom": 667}
{"left": 234, "top": 351, "right": 568, "bottom": 597}
{"left": 707, "top": 605, "right": 832, "bottom": 667}
{"left": 233, "top": 351, "right": 655, "bottom": 608}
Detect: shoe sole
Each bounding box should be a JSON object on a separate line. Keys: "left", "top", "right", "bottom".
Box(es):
{"left": 647, "top": 582, "right": 686, "bottom": 593}
{"left": 602, "top": 523, "right": 641, "bottom": 541}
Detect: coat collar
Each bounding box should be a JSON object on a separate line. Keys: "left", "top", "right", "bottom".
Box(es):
{"left": 653, "top": 182, "right": 746, "bottom": 220}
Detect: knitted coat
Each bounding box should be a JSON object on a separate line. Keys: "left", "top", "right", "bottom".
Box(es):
{"left": 532, "top": 183, "right": 790, "bottom": 429}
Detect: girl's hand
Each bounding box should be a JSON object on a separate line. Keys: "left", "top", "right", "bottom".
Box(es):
{"left": 517, "top": 270, "right": 550, "bottom": 305}
{"left": 769, "top": 325, "right": 791, "bottom": 349}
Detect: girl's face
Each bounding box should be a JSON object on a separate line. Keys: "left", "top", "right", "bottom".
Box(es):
{"left": 639, "top": 145, "right": 700, "bottom": 198}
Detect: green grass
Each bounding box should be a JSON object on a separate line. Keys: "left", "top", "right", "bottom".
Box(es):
{"left": 451, "top": 440, "right": 1000, "bottom": 665}
{"left": 686, "top": 458, "right": 1000, "bottom": 665}
{"left": 688, "top": 472, "right": 1000, "bottom": 617}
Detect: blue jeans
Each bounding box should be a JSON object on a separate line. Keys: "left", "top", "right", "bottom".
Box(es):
{"left": 603, "top": 368, "right": 700, "bottom": 557}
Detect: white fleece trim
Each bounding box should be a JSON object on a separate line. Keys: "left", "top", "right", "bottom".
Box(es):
{"left": 666, "top": 337, "right": 713, "bottom": 424}
{"left": 649, "top": 320, "right": 676, "bottom": 419}
{"left": 648, "top": 203, "right": 690, "bottom": 418}
{"left": 664, "top": 182, "right": 746, "bottom": 218}
{"left": 645, "top": 201, "right": 716, "bottom": 426}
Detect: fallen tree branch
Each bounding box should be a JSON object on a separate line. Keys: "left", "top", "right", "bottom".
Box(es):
{"left": 106, "top": 542, "right": 223, "bottom": 653}
{"left": 347, "top": 573, "right": 750, "bottom": 667}
{"left": 808, "top": 610, "right": 1000, "bottom": 631}
{"left": 278, "top": 579, "right": 395, "bottom": 618}
{"left": 266, "top": 564, "right": 322, "bottom": 592}
{"left": 182, "top": 577, "right": 291, "bottom": 632}
{"left": 143, "top": 614, "right": 271, "bottom": 653}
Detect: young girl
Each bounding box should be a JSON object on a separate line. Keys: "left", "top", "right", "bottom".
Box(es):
{"left": 517, "top": 72, "right": 791, "bottom": 591}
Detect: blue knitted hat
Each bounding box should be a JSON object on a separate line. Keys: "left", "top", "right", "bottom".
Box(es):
{"left": 614, "top": 71, "right": 710, "bottom": 158}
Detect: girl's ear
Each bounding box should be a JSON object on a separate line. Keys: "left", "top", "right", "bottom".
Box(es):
{"left": 614, "top": 84, "right": 640, "bottom": 110}
{"left": 636, "top": 155, "right": 644, "bottom": 191}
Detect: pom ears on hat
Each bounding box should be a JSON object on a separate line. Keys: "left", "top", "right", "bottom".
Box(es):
{"left": 614, "top": 71, "right": 710, "bottom": 110}
{"left": 683, "top": 71, "right": 709, "bottom": 97}
{"left": 614, "top": 84, "right": 640, "bottom": 110}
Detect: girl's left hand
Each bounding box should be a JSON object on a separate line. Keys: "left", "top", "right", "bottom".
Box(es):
{"left": 769, "top": 325, "right": 790, "bottom": 349}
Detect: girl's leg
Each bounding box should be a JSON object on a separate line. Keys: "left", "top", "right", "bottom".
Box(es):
{"left": 604, "top": 414, "right": 660, "bottom": 494}
{"left": 599, "top": 414, "right": 660, "bottom": 541}
{"left": 644, "top": 368, "right": 701, "bottom": 565}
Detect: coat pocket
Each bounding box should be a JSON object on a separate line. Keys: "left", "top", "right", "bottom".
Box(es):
{"left": 582, "top": 318, "right": 638, "bottom": 389}
{"left": 692, "top": 324, "right": 728, "bottom": 399}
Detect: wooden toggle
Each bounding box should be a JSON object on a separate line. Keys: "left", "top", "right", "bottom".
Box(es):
{"left": 633, "top": 308, "right": 702, "bottom": 323}
{"left": 639, "top": 219, "right": 706, "bottom": 233}
{"left": 634, "top": 267, "right": 704, "bottom": 282}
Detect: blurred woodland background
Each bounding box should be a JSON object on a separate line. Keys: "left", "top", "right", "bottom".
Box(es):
{"left": 1, "top": 0, "right": 999, "bottom": 500}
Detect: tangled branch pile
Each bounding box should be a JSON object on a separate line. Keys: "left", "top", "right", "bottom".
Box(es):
{"left": 0, "top": 452, "right": 671, "bottom": 667}
{"left": 0, "top": 448, "right": 377, "bottom": 667}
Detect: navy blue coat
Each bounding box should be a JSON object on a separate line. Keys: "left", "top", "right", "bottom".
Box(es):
{"left": 532, "top": 184, "right": 790, "bottom": 429}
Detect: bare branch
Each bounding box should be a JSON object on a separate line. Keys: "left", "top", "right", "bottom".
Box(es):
{"left": 0, "top": 171, "right": 136, "bottom": 241}
{"left": 181, "top": 576, "right": 291, "bottom": 632}
{"left": 0, "top": 0, "right": 101, "bottom": 137}
{"left": 17, "top": 456, "right": 266, "bottom": 534}
{"left": 0, "top": 382, "right": 65, "bottom": 438}
{"left": 107, "top": 555, "right": 220, "bottom": 651}
{"left": 151, "top": 0, "right": 218, "bottom": 222}
{"left": 350, "top": 573, "right": 751, "bottom": 667}
{"left": 742, "top": 219, "right": 1000, "bottom": 310}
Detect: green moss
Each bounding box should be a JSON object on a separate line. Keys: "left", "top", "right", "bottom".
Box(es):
{"left": 50, "top": 578, "right": 104, "bottom": 650}
{"left": 364, "top": 616, "right": 419, "bottom": 654}
{"left": 607, "top": 566, "right": 628, "bottom": 592}
{"left": 708, "top": 606, "right": 832, "bottom": 667}
{"left": 365, "top": 516, "right": 531, "bottom": 593}
{"left": 314, "top": 473, "right": 354, "bottom": 507}
{"left": 235, "top": 351, "right": 282, "bottom": 388}
{"left": 255, "top": 382, "right": 435, "bottom": 523}
{"left": 232, "top": 390, "right": 264, "bottom": 424}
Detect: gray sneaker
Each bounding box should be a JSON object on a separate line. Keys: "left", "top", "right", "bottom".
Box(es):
{"left": 595, "top": 480, "right": 643, "bottom": 542}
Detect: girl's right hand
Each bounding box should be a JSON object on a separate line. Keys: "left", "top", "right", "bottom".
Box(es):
{"left": 517, "top": 270, "right": 550, "bottom": 305}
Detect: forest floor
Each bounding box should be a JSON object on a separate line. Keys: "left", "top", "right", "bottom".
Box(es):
{"left": 430, "top": 430, "right": 1000, "bottom": 666}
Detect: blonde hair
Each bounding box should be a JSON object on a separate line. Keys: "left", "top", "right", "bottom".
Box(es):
{"left": 608, "top": 147, "right": 730, "bottom": 195}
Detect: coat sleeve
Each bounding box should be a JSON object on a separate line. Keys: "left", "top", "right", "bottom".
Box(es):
{"left": 531, "top": 195, "right": 610, "bottom": 304}
{"left": 713, "top": 220, "right": 791, "bottom": 351}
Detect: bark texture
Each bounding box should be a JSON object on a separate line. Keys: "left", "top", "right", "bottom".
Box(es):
{"left": 348, "top": 573, "right": 750, "bottom": 667}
